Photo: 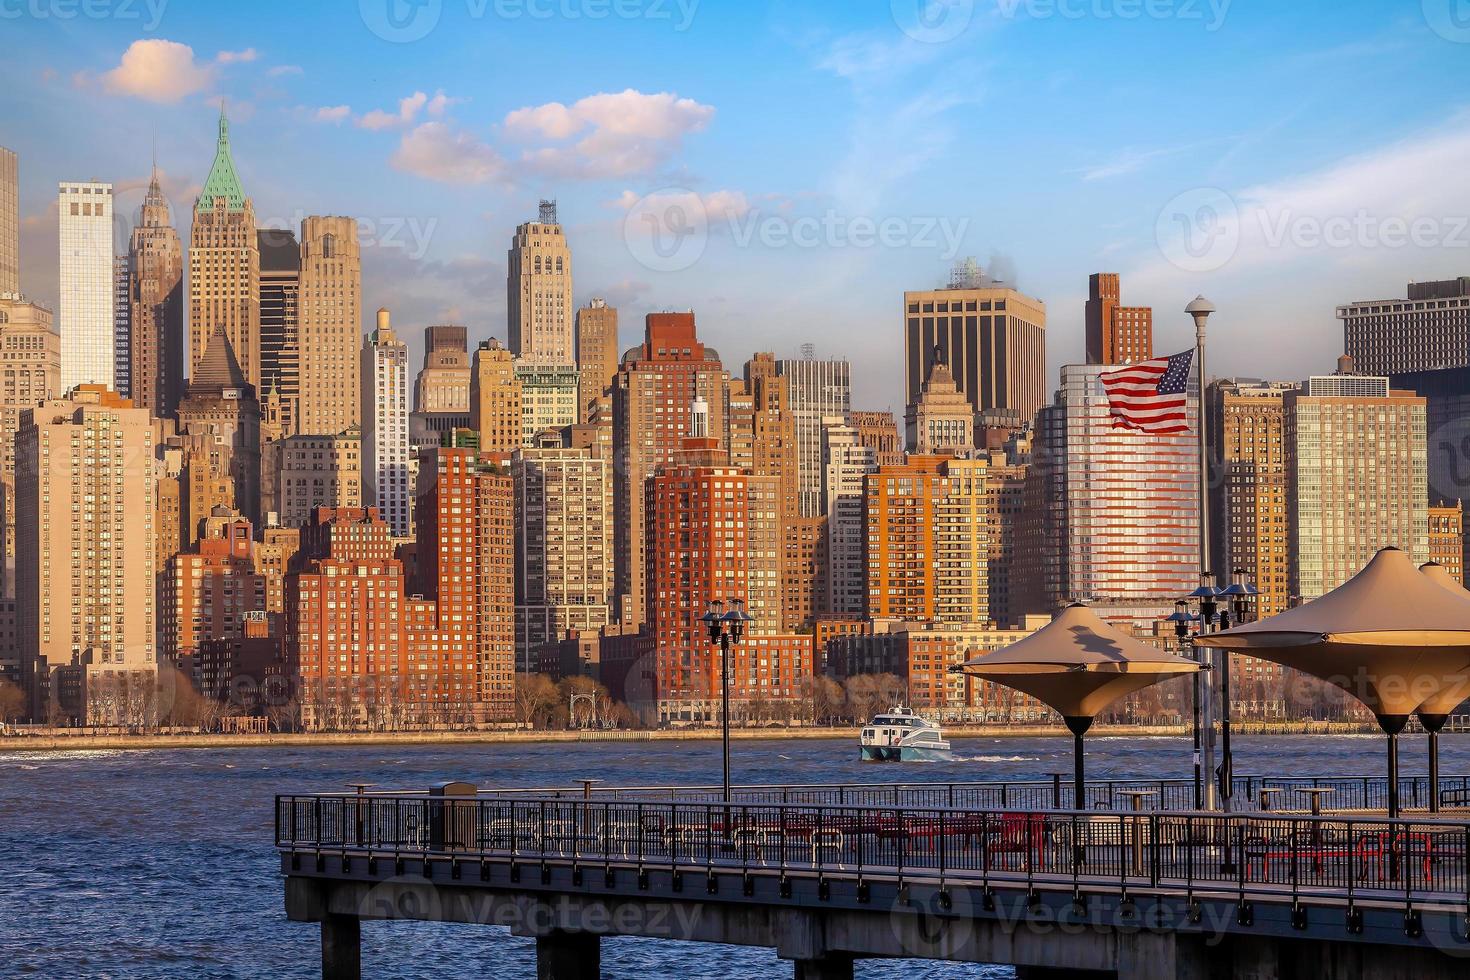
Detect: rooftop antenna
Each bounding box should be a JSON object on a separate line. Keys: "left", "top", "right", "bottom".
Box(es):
{"left": 539, "top": 199, "right": 558, "bottom": 225}
{"left": 801, "top": 343, "right": 815, "bottom": 360}
{"left": 948, "top": 257, "right": 985, "bottom": 289}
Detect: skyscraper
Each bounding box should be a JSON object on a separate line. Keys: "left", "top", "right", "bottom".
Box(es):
{"left": 295, "top": 217, "right": 361, "bottom": 435}
{"left": 177, "top": 325, "right": 261, "bottom": 527}
{"left": 257, "top": 228, "right": 301, "bottom": 436}
{"left": 905, "top": 347, "right": 975, "bottom": 454}
{"left": 469, "top": 340, "right": 522, "bottom": 454}
{"left": 362, "top": 309, "right": 410, "bottom": 538}
{"left": 1288, "top": 367, "right": 1428, "bottom": 599}
{"left": 821, "top": 415, "right": 875, "bottom": 616}
{"left": 0, "top": 295, "right": 60, "bottom": 592}
{"left": 1208, "top": 379, "right": 1295, "bottom": 619}
{"left": 274, "top": 430, "right": 361, "bottom": 529}
{"left": 512, "top": 436, "right": 613, "bottom": 670}
{"left": 1035, "top": 364, "right": 1200, "bottom": 605}
{"left": 189, "top": 109, "right": 260, "bottom": 390}
{"left": 507, "top": 200, "right": 573, "bottom": 362}
{"left": 612, "top": 313, "right": 725, "bottom": 626}
{"left": 128, "top": 167, "right": 185, "bottom": 418}
{"left": 863, "top": 455, "right": 994, "bottom": 625}
{"left": 1338, "top": 278, "right": 1470, "bottom": 376}
{"left": 112, "top": 255, "right": 130, "bottom": 399}
{"left": 776, "top": 355, "right": 851, "bottom": 516}
{"left": 576, "top": 298, "right": 619, "bottom": 422}
{"left": 1084, "top": 273, "right": 1153, "bottom": 366}
{"left": 58, "top": 181, "right": 115, "bottom": 392}
{"left": 0, "top": 147, "right": 17, "bottom": 295}
{"left": 903, "top": 262, "right": 1047, "bottom": 425}
{"left": 414, "top": 325, "right": 470, "bottom": 413}
{"left": 17, "top": 386, "right": 156, "bottom": 720}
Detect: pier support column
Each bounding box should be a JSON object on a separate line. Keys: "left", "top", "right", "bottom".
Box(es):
{"left": 536, "top": 930, "right": 600, "bottom": 980}
{"left": 793, "top": 954, "right": 854, "bottom": 980}
{"left": 320, "top": 914, "right": 360, "bottom": 980}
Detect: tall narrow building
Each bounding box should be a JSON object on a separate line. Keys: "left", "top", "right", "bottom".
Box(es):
{"left": 1208, "top": 379, "right": 1295, "bottom": 619}
{"left": 0, "top": 296, "right": 60, "bottom": 592}
{"left": 1085, "top": 272, "right": 1153, "bottom": 366}
{"left": 257, "top": 228, "right": 301, "bottom": 436}
{"left": 58, "top": 181, "right": 115, "bottom": 391}
{"left": 576, "top": 298, "right": 619, "bottom": 421}
{"left": 512, "top": 434, "right": 613, "bottom": 671}
{"left": 507, "top": 201, "right": 573, "bottom": 362}
{"left": 17, "top": 386, "right": 156, "bottom": 720}
{"left": 776, "top": 354, "right": 851, "bottom": 516}
{"left": 112, "top": 255, "right": 130, "bottom": 399}
{"left": 903, "top": 261, "right": 1047, "bottom": 425}
{"left": 177, "top": 325, "right": 261, "bottom": 527}
{"left": 189, "top": 109, "right": 260, "bottom": 390}
{"left": 0, "top": 147, "right": 17, "bottom": 295}
{"left": 295, "top": 216, "right": 361, "bottom": 435}
{"left": 851, "top": 410, "right": 904, "bottom": 468}
{"left": 128, "top": 167, "right": 185, "bottom": 418}
{"left": 821, "top": 416, "right": 875, "bottom": 615}
{"left": 361, "top": 309, "right": 411, "bottom": 538}
{"left": 469, "top": 340, "right": 522, "bottom": 454}
{"left": 612, "top": 313, "right": 725, "bottom": 626}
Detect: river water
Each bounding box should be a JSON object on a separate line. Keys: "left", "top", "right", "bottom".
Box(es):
{"left": 2, "top": 733, "right": 1465, "bottom": 979}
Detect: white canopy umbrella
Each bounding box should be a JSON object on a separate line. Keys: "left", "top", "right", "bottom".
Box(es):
{"left": 953, "top": 603, "right": 1205, "bottom": 808}
{"left": 1199, "top": 548, "right": 1470, "bottom": 816}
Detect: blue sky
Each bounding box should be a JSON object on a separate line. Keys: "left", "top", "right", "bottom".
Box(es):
{"left": 3, "top": 0, "right": 1469, "bottom": 411}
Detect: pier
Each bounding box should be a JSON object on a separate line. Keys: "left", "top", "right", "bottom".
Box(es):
{"left": 277, "top": 777, "right": 1470, "bottom": 978}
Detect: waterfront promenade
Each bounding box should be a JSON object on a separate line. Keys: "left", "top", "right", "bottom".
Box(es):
{"left": 276, "top": 776, "right": 1470, "bottom": 979}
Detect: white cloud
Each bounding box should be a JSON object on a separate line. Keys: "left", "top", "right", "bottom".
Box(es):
{"left": 359, "top": 89, "right": 457, "bottom": 130}
{"left": 390, "top": 122, "right": 511, "bottom": 185}
{"left": 216, "top": 48, "right": 259, "bottom": 64}
{"left": 505, "top": 89, "right": 715, "bottom": 179}
{"left": 314, "top": 105, "right": 352, "bottom": 124}
{"left": 101, "top": 39, "right": 215, "bottom": 103}
{"left": 267, "top": 64, "right": 303, "bottom": 78}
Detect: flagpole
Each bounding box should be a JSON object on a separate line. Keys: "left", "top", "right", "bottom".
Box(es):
{"left": 1187, "top": 296, "right": 1220, "bottom": 811}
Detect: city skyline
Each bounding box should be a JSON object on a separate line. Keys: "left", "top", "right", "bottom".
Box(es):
{"left": 3, "top": 2, "right": 1469, "bottom": 411}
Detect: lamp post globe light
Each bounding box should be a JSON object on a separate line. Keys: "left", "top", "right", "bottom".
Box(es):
{"left": 700, "top": 597, "right": 752, "bottom": 803}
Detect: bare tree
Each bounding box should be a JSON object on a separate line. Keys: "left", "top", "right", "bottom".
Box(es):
{"left": 515, "top": 673, "right": 560, "bottom": 729}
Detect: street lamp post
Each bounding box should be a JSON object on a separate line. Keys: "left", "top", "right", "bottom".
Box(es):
{"left": 700, "top": 598, "right": 751, "bottom": 803}
{"left": 1217, "top": 567, "right": 1260, "bottom": 810}
{"left": 1167, "top": 602, "right": 1203, "bottom": 809}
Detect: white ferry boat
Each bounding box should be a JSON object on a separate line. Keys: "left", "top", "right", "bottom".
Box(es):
{"left": 859, "top": 706, "right": 953, "bottom": 761}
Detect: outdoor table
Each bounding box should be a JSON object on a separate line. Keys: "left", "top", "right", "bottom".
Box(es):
{"left": 1296, "top": 788, "right": 1336, "bottom": 871}
{"left": 1256, "top": 788, "right": 1285, "bottom": 812}
{"left": 1118, "top": 790, "right": 1157, "bottom": 875}
{"left": 345, "top": 783, "right": 376, "bottom": 846}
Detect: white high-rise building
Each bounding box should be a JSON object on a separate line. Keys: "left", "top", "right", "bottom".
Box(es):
{"left": 777, "top": 355, "right": 851, "bottom": 516}
{"left": 58, "top": 182, "right": 115, "bottom": 392}
{"left": 515, "top": 360, "right": 579, "bottom": 445}
{"left": 507, "top": 200, "right": 574, "bottom": 363}
{"left": 361, "top": 309, "right": 410, "bottom": 538}
{"left": 821, "top": 415, "right": 875, "bottom": 615}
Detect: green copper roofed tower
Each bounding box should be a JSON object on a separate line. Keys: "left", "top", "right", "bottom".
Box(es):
{"left": 197, "top": 105, "right": 247, "bottom": 212}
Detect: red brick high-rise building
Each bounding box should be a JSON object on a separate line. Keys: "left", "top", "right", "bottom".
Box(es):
{"left": 161, "top": 508, "right": 266, "bottom": 665}
{"left": 644, "top": 425, "right": 812, "bottom": 724}
{"left": 612, "top": 313, "right": 726, "bottom": 626}
{"left": 1085, "top": 273, "right": 1153, "bottom": 366}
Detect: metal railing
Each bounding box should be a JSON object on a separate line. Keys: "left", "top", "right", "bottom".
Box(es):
{"left": 329, "top": 775, "right": 1470, "bottom": 813}
{"left": 277, "top": 793, "right": 1470, "bottom": 906}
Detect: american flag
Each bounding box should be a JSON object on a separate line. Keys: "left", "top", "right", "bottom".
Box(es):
{"left": 1100, "top": 350, "right": 1195, "bottom": 435}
